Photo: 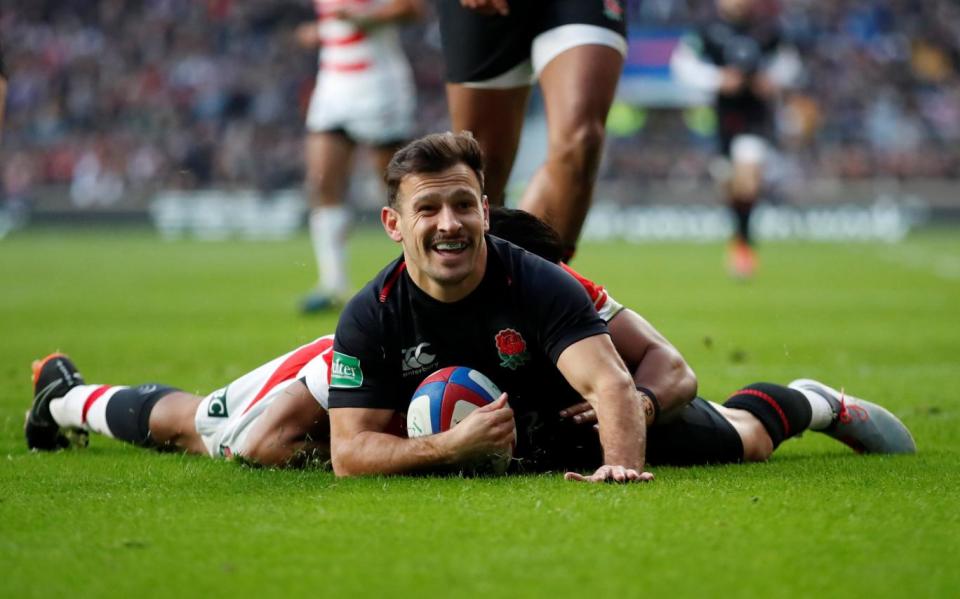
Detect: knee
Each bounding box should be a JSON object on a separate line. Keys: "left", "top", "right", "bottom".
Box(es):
{"left": 549, "top": 120, "right": 606, "bottom": 170}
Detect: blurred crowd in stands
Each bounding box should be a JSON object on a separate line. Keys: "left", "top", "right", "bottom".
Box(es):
{"left": 1, "top": 0, "right": 959, "bottom": 211}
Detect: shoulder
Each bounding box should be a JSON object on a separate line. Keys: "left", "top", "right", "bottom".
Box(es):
{"left": 487, "top": 235, "right": 580, "bottom": 291}
{"left": 336, "top": 256, "right": 405, "bottom": 339}
{"left": 486, "top": 237, "right": 594, "bottom": 318}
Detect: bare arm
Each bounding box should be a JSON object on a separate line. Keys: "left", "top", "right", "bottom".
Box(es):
{"left": 560, "top": 309, "right": 697, "bottom": 427}
{"left": 329, "top": 394, "right": 515, "bottom": 477}
{"left": 753, "top": 46, "right": 804, "bottom": 99}
{"left": 294, "top": 21, "right": 322, "bottom": 49}
{"left": 608, "top": 309, "right": 697, "bottom": 420}
{"left": 556, "top": 334, "right": 649, "bottom": 479}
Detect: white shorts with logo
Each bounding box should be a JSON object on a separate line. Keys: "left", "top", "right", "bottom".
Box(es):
{"left": 194, "top": 336, "right": 334, "bottom": 459}
{"left": 306, "top": 68, "right": 415, "bottom": 145}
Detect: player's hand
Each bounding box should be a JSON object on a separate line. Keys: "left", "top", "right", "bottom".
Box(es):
{"left": 564, "top": 465, "right": 654, "bottom": 484}
{"left": 561, "top": 392, "right": 655, "bottom": 426}
{"left": 460, "top": 0, "right": 510, "bottom": 17}
{"left": 559, "top": 402, "right": 596, "bottom": 425}
{"left": 751, "top": 73, "right": 778, "bottom": 98}
{"left": 718, "top": 67, "right": 745, "bottom": 95}
{"left": 294, "top": 22, "right": 321, "bottom": 48}
{"left": 445, "top": 393, "right": 515, "bottom": 462}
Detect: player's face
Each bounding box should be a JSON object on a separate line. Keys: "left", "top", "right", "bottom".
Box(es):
{"left": 382, "top": 163, "right": 489, "bottom": 302}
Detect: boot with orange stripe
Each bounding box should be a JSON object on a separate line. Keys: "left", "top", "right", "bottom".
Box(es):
{"left": 25, "top": 353, "right": 85, "bottom": 450}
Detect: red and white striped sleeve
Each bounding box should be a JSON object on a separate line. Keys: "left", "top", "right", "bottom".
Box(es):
{"left": 559, "top": 263, "right": 624, "bottom": 323}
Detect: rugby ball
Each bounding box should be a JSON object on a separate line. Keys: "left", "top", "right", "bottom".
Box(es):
{"left": 406, "top": 366, "right": 513, "bottom": 475}
{"left": 407, "top": 366, "right": 502, "bottom": 437}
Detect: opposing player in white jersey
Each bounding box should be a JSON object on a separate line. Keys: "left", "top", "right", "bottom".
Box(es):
{"left": 25, "top": 337, "right": 336, "bottom": 466}
{"left": 296, "top": 0, "right": 423, "bottom": 312}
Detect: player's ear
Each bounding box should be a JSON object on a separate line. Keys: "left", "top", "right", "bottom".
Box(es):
{"left": 482, "top": 195, "right": 490, "bottom": 232}
{"left": 381, "top": 206, "right": 403, "bottom": 242}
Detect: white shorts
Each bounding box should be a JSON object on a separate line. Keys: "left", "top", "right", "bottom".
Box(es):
{"left": 730, "top": 134, "right": 770, "bottom": 166}
{"left": 306, "top": 70, "right": 415, "bottom": 145}
{"left": 464, "top": 24, "right": 627, "bottom": 89}
{"left": 194, "top": 336, "right": 334, "bottom": 459}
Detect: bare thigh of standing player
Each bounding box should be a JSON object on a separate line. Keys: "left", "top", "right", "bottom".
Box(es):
{"left": 438, "top": 0, "right": 628, "bottom": 259}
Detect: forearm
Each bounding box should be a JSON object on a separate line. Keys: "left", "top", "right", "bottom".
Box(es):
{"left": 633, "top": 345, "right": 697, "bottom": 417}
{"left": 332, "top": 430, "right": 451, "bottom": 477}
{"left": 591, "top": 380, "right": 647, "bottom": 470}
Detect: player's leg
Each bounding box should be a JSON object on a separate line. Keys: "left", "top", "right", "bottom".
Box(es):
{"left": 446, "top": 85, "right": 531, "bottom": 207}
{"left": 240, "top": 380, "right": 330, "bottom": 468}
{"left": 436, "top": 0, "right": 535, "bottom": 207}
{"left": 721, "top": 380, "right": 916, "bottom": 458}
{"left": 725, "top": 134, "right": 766, "bottom": 278}
{"left": 302, "top": 130, "right": 356, "bottom": 312}
{"left": 519, "top": 26, "right": 626, "bottom": 258}
{"left": 26, "top": 352, "right": 204, "bottom": 453}
{"left": 370, "top": 142, "right": 405, "bottom": 183}
{"left": 147, "top": 391, "right": 207, "bottom": 454}
{"left": 193, "top": 335, "right": 335, "bottom": 464}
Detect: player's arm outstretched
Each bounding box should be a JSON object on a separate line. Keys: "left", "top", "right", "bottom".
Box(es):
{"left": 329, "top": 397, "right": 514, "bottom": 477}
{"left": 555, "top": 334, "right": 653, "bottom": 483}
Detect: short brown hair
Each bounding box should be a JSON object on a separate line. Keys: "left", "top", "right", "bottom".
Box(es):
{"left": 384, "top": 131, "right": 485, "bottom": 207}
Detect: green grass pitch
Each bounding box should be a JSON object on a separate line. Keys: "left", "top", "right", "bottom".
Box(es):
{"left": 1, "top": 227, "right": 958, "bottom": 598}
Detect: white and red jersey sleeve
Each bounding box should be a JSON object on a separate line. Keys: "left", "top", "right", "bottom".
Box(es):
{"left": 560, "top": 263, "right": 624, "bottom": 323}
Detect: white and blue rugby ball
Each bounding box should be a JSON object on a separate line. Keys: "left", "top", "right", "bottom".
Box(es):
{"left": 406, "top": 366, "right": 502, "bottom": 437}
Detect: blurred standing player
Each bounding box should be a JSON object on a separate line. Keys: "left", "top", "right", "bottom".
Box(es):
{"left": 295, "top": 0, "right": 423, "bottom": 312}
{"left": 437, "top": 0, "right": 628, "bottom": 261}
{"left": 671, "top": 0, "right": 801, "bottom": 278}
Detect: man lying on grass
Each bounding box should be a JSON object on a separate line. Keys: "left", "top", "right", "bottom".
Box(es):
{"left": 25, "top": 134, "right": 916, "bottom": 479}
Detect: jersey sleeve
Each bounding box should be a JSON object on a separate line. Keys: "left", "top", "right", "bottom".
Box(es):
{"left": 524, "top": 259, "right": 608, "bottom": 365}
{"left": 559, "top": 263, "right": 625, "bottom": 323}
{"left": 671, "top": 29, "right": 722, "bottom": 92}
{"left": 327, "top": 292, "right": 399, "bottom": 410}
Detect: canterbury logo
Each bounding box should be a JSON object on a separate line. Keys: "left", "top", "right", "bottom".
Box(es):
{"left": 401, "top": 343, "right": 436, "bottom": 372}
{"left": 207, "top": 389, "right": 229, "bottom": 418}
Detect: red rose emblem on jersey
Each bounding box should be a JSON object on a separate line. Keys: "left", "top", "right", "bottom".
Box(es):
{"left": 495, "top": 328, "right": 530, "bottom": 370}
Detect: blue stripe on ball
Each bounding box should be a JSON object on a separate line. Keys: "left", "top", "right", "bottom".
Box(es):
{"left": 448, "top": 367, "right": 499, "bottom": 403}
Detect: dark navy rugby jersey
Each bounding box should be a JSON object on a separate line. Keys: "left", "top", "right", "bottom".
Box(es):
{"left": 694, "top": 18, "right": 785, "bottom": 133}
{"left": 328, "top": 235, "right": 607, "bottom": 440}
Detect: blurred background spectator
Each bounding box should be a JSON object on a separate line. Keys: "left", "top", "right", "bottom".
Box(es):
{"left": 1, "top": 0, "right": 958, "bottom": 217}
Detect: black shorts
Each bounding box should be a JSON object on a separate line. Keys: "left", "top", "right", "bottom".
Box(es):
{"left": 717, "top": 106, "right": 773, "bottom": 158}
{"left": 515, "top": 398, "right": 743, "bottom": 473}
{"left": 646, "top": 398, "right": 744, "bottom": 467}
{"left": 437, "top": 0, "right": 628, "bottom": 84}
